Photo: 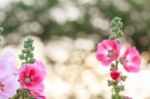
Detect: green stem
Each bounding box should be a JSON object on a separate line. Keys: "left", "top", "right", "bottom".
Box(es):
{"left": 115, "top": 92, "right": 119, "bottom": 99}
{"left": 111, "top": 60, "right": 121, "bottom": 99}
{"left": 22, "top": 90, "right": 24, "bottom": 99}
{"left": 115, "top": 60, "right": 119, "bottom": 70}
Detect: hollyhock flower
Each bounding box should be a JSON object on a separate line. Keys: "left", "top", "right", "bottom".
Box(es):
{"left": 96, "top": 40, "right": 120, "bottom": 66}
{"left": 110, "top": 70, "right": 121, "bottom": 81}
{"left": 0, "top": 74, "right": 20, "bottom": 99}
{"left": 19, "top": 61, "right": 46, "bottom": 93}
{"left": 0, "top": 49, "right": 18, "bottom": 75}
{"left": 120, "top": 47, "right": 141, "bottom": 73}
{"left": 0, "top": 49, "right": 20, "bottom": 99}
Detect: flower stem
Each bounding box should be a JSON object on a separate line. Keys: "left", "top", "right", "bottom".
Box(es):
{"left": 115, "top": 92, "right": 119, "bottom": 99}
{"left": 111, "top": 60, "right": 121, "bottom": 99}
{"left": 115, "top": 60, "right": 119, "bottom": 70}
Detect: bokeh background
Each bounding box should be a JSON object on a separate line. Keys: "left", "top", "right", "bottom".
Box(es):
{"left": 0, "top": 0, "right": 150, "bottom": 99}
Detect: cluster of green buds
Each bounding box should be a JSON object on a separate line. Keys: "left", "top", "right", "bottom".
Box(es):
{"left": 109, "top": 17, "right": 124, "bottom": 39}
{"left": 19, "top": 37, "right": 35, "bottom": 65}
{"left": 12, "top": 88, "right": 34, "bottom": 99}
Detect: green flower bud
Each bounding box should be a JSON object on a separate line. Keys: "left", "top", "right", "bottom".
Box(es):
{"left": 110, "top": 63, "right": 117, "bottom": 70}
{"left": 19, "top": 54, "right": 24, "bottom": 60}
{"left": 118, "top": 22, "right": 123, "bottom": 28}
{"left": 111, "top": 21, "right": 116, "bottom": 27}
{"left": 19, "top": 37, "right": 35, "bottom": 65}
{"left": 107, "top": 80, "right": 112, "bottom": 86}
{"left": 110, "top": 17, "right": 124, "bottom": 39}
{"left": 28, "top": 42, "right": 33, "bottom": 46}
{"left": 114, "top": 17, "right": 121, "bottom": 22}
{"left": 119, "top": 31, "right": 124, "bottom": 37}
{"left": 24, "top": 38, "right": 29, "bottom": 43}
{"left": 29, "top": 58, "right": 35, "bottom": 63}
{"left": 110, "top": 63, "right": 114, "bottom": 66}
{"left": 112, "top": 27, "right": 117, "bottom": 32}
{"left": 109, "top": 34, "right": 115, "bottom": 40}
{"left": 22, "top": 49, "right": 27, "bottom": 53}
{"left": 30, "top": 46, "right": 35, "bottom": 51}
{"left": 121, "top": 75, "right": 127, "bottom": 81}
{"left": 24, "top": 49, "right": 29, "bottom": 54}
{"left": 27, "top": 38, "right": 33, "bottom": 42}
{"left": 24, "top": 43, "right": 28, "bottom": 48}
{"left": 0, "top": 27, "right": 3, "bottom": 33}
{"left": 29, "top": 53, "right": 34, "bottom": 57}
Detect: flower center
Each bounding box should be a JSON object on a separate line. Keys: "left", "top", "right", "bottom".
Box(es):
{"left": 107, "top": 50, "right": 114, "bottom": 58}
{"left": 0, "top": 83, "right": 4, "bottom": 91}
{"left": 120, "top": 57, "right": 128, "bottom": 65}
{"left": 24, "top": 77, "right": 32, "bottom": 84}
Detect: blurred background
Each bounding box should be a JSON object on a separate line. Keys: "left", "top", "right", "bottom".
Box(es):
{"left": 0, "top": 0, "right": 150, "bottom": 99}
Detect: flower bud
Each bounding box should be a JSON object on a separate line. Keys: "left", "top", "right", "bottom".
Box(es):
{"left": 19, "top": 54, "right": 24, "bottom": 60}
{"left": 22, "top": 49, "right": 27, "bottom": 53}
{"left": 118, "top": 22, "right": 123, "bottom": 28}
{"left": 29, "top": 58, "right": 35, "bottom": 63}
{"left": 30, "top": 46, "right": 35, "bottom": 51}
{"left": 107, "top": 80, "right": 113, "bottom": 86}
{"left": 110, "top": 70, "right": 121, "bottom": 81}
{"left": 121, "top": 75, "right": 127, "bottom": 81}
{"left": 27, "top": 38, "right": 33, "bottom": 42}
{"left": 24, "top": 43, "right": 28, "bottom": 48}
{"left": 29, "top": 53, "right": 34, "bottom": 57}
{"left": 112, "top": 27, "right": 117, "bottom": 32}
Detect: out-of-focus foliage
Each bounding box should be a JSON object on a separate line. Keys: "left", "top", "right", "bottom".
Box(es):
{"left": 0, "top": 0, "right": 150, "bottom": 52}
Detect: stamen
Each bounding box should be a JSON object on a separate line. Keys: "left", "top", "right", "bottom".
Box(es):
{"left": 120, "top": 57, "right": 128, "bottom": 65}
{"left": 24, "top": 77, "right": 32, "bottom": 83}
{"left": 107, "top": 50, "right": 114, "bottom": 57}
{"left": 0, "top": 83, "right": 4, "bottom": 91}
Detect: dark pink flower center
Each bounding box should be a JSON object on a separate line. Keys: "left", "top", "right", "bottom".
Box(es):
{"left": 24, "top": 76, "right": 32, "bottom": 84}
{"left": 0, "top": 82, "right": 4, "bottom": 91}
{"left": 107, "top": 50, "right": 114, "bottom": 58}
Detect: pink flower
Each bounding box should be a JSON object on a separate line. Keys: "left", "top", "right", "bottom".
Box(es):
{"left": 0, "top": 74, "right": 20, "bottom": 99}
{"left": 110, "top": 70, "right": 121, "bottom": 81}
{"left": 0, "top": 49, "right": 20, "bottom": 99}
{"left": 96, "top": 40, "right": 120, "bottom": 66}
{"left": 19, "top": 61, "right": 46, "bottom": 96}
{"left": 0, "top": 49, "right": 18, "bottom": 75}
{"left": 120, "top": 47, "right": 141, "bottom": 73}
